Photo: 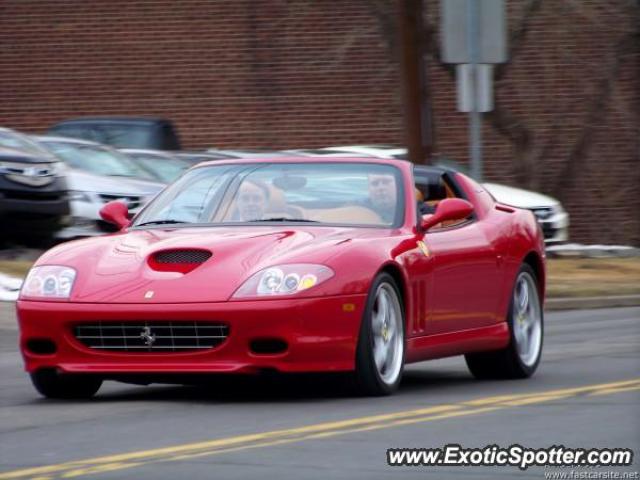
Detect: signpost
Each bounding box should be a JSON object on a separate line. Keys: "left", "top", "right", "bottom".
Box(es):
{"left": 441, "top": 0, "right": 507, "bottom": 181}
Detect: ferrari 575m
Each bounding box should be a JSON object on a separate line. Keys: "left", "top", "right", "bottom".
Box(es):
{"left": 17, "top": 157, "right": 545, "bottom": 397}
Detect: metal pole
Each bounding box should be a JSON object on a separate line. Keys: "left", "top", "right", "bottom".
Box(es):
{"left": 467, "top": 0, "right": 483, "bottom": 181}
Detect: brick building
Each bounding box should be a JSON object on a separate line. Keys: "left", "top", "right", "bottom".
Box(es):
{"left": 1, "top": 1, "right": 638, "bottom": 244}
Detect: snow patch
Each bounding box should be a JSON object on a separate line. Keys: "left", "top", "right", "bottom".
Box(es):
{"left": 0, "top": 273, "right": 23, "bottom": 302}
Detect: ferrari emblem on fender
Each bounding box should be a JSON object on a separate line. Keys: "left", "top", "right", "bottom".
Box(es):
{"left": 417, "top": 240, "right": 430, "bottom": 257}
{"left": 139, "top": 327, "right": 156, "bottom": 347}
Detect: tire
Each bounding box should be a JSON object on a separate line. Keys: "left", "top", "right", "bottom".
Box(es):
{"left": 30, "top": 369, "right": 102, "bottom": 399}
{"left": 354, "top": 273, "right": 405, "bottom": 396}
{"left": 465, "top": 263, "right": 544, "bottom": 379}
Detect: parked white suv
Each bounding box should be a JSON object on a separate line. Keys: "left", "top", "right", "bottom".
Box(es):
{"left": 482, "top": 183, "right": 569, "bottom": 242}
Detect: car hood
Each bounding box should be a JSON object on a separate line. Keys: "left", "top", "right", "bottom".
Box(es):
{"left": 0, "top": 147, "right": 59, "bottom": 164}
{"left": 36, "top": 226, "right": 377, "bottom": 303}
{"left": 65, "top": 169, "right": 165, "bottom": 196}
{"left": 483, "top": 183, "right": 560, "bottom": 209}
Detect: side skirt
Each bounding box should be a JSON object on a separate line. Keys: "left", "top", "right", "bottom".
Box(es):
{"left": 405, "top": 323, "right": 510, "bottom": 363}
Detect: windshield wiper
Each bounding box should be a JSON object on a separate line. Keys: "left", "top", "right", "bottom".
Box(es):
{"left": 247, "top": 218, "right": 320, "bottom": 223}
{"left": 136, "top": 219, "right": 191, "bottom": 227}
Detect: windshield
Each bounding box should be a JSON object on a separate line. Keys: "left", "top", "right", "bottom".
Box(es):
{"left": 40, "top": 141, "right": 156, "bottom": 179}
{"left": 50, "top": 124, "right": 155, "bottom": 149}
{"left": 127, "top": 153, "right": 190, "bottom": 183}
{"left": 0, "top": 131, "right": 52, "bottom": 156}
{"left": 134, "top": 162, "right": 404, "bottom": 227}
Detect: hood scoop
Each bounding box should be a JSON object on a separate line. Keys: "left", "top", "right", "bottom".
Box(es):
{"left": 148, "top": 249, "right": 212, "bottom": 274}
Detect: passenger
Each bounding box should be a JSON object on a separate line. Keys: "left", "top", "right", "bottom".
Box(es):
{"left": 367, "top": 173, "right": 397, "bottom": 223}
{"left": 236, "top": 180, "right": 270, "bottom": 221}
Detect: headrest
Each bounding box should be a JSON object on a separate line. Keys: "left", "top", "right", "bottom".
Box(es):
{"left": 427, "top": 181, "right": 447, "bottom": 201}
{"left": 267, "top": 185, "right": 287, "bottom": 212}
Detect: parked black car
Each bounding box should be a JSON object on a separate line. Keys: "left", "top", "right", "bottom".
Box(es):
{"left": 0, "top": 148, "right": 69, "bottom": 244}
{"left": 48, "top": 117, "right": 181, "bottom": 151}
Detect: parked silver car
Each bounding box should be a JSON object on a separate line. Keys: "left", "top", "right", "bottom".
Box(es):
{"left": 32, "top": 136, "right": 165, "bottom": 238}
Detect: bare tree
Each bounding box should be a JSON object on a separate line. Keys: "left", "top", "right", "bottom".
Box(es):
{"left": 369, "top": 0, "right": 639, "bottom": 195}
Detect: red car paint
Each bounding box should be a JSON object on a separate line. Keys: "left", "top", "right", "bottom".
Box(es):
{"left": 17, "top": 157, "right": 545, "bottom": 376}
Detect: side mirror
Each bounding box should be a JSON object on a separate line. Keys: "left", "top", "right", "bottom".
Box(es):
{"left": 421, "top": 198, "right": 474, "bottom": 231}
{"left": 99, "top": 201, "right": 131, "bottom": 230}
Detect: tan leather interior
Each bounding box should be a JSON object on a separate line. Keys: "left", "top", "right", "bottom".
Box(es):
{"left": 444, "top": 182, "right": 456, "bottom": 199}
{"left": 304, "top": 206, "right": 382, "bottom": 224}
{"left": 266, "top": 185, "right": 287, "bottom": 212}
{"left": 418, "top": 177, "right": 467, "bottom": 229}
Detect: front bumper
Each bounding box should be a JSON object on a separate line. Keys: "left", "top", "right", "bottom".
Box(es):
{"left": 0, "top": 189, "right": 70, "bottom": 234}
{"left": 17, "top": 295, "right": 367, "bottom": 375}
{"left": 55, "top": 222, "right": 102, "bottom": 239}
{"left": 539, "top": 211, "right": 569, "bottom": 243}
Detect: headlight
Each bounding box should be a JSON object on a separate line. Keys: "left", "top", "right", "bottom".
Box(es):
{"left": 20, "top": 266, "right": 77, "bottom": 300}
{"left": 50, "top": 161, "right": 66, "bottom": 175}
{"left": 232, "top": 264, "right": 334, "bottom": 298}
{"left": 552, "top": 203, "right": 566, "bottom": 215}
{"left": 68, "top": 190, "right": 93, "bottom": 202}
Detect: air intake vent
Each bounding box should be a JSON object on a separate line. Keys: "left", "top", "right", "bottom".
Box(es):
{"left": 154, "top": 250, "right": 212, "bottom": 264}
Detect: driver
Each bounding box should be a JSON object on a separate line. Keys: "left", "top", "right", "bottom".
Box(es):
{"left": 367, "top": 173, "right": 397, "bottom": 223}
{"left": 236, "top": 180, "right": 270, "bottom": 221}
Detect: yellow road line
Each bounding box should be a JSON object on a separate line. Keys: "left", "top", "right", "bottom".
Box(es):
{"left": 589, "top": 385, "right": 640, "bottom": 396}
{"left": 462, "top": 378, "right": 640, "bottom": 407}
{"left": 165, "top": 406, "right": 503, "bottom": 463}
{"left": 1, "top": 378, "right": 638, "bottom": 480}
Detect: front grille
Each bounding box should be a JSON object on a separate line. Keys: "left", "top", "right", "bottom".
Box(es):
{"left": 4, "top": 190, "right": 65, "bottom": 201}
{"left": 154, "top": 250, "right": 212, "bottom": 264}
{"left": 541, "top": 223, "right": 558, "bottom": 240}
{"left": 74, "top": 322, "right": 229, "bottom": 352}
{"left": 98, "top": 194, "right": 142, "bottom": 210}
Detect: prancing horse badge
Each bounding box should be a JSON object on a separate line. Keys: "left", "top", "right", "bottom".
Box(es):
{"left": 417, "top": 240, "right": 430, "bottom": 257}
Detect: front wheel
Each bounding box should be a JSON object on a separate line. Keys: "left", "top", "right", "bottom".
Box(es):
{"left": 30, "top": 369, "right": 102, "bottom": 399}
{"left": 465, "top": 264, "right": 543, "bottom": 379}
{"left": 354, "top": 273, "right": 405, "bottom": 396}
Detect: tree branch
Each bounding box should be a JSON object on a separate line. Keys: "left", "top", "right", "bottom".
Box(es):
{"left": 552, "top": 32, "right": 640, "bottom": 202}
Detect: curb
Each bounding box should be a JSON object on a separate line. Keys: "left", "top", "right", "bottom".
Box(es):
{"left": 545, "top": 294, "right": 640, "bottom": 311}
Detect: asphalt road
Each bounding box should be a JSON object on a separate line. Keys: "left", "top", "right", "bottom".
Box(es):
{"left": 1, "top": 305, "right": 638, "bottom": 480}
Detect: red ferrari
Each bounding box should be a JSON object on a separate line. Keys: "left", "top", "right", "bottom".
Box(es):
{"left": 17, "top": 157, "right": 545, "bottom": 397}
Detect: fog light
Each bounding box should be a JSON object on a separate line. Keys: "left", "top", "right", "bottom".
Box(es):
{"left": 249, "top": 338, "right": 288, "bottom": 355}
{"left": 26, "top": 339, "right": 57, "bottom": 355}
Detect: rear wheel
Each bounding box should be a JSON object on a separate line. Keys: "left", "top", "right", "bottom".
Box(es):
{"left": 465, "top": 264, "right": 543, "bottom": 379}
{"left": 30, "top": 369, "right": 102, "bottom": 399}
{"left": 355, "top": 273, "right": 405, "bottom": 396}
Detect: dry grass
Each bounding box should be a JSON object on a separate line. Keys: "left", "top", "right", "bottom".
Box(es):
{"left": 1, "top": 258, "right": 639, "bottom": 299}
{"left": 546, "top": 258, "right": 640, "bottom": 298}
{"left": 0, "top": 260, "right": 33, "bottom": 278}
